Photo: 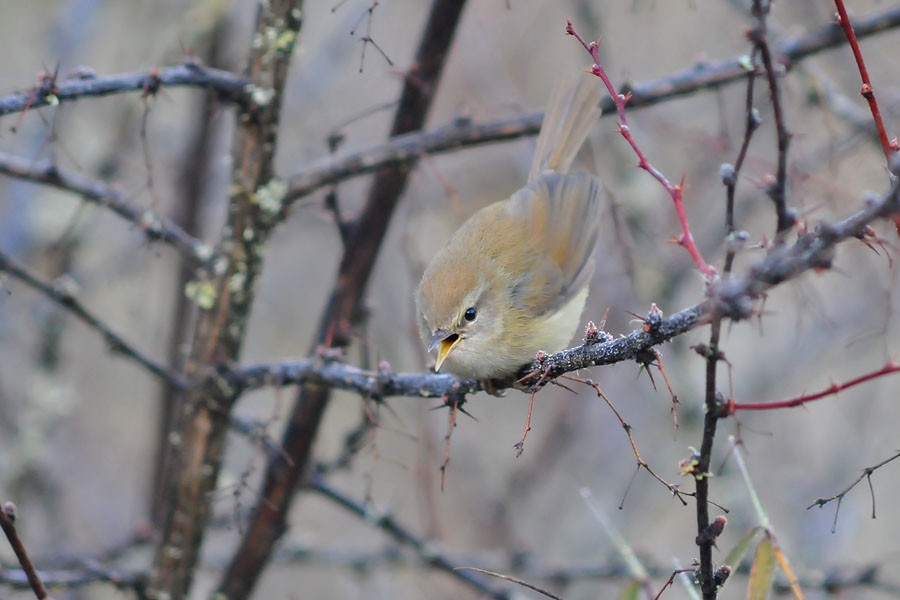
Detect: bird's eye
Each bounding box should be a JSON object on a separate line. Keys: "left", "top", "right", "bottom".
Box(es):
{"left": 464, "top": 307, "right": 477, "bottom": 322}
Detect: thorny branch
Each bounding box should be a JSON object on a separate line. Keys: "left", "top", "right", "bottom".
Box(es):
{"left": 833, "top": 0, "right": 899, "bottom": 165}
{"left": 566, "top": 20, "right": 714, "bottom": 277}
{"left": 222, "top": 170, "right": 900, "bottom": 399}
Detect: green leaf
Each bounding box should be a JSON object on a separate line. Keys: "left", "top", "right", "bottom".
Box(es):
{"left": 617, "top": 579, "right": 642, "bottom": 600}
{"left": 723, "top": 527, "right": 760, "bottom": 571}
{"left": 747, "top": 536, "right": 776, "bottom": 600}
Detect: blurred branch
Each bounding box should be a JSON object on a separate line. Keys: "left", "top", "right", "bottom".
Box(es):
{"left": 0, "top": 502, "right": 48, "bottom": 600}
{"left": 218, "top": 1, "right": 468, "bottom": 598}
{"left": 153, "top": 9, "right": 232, "bottom": 526}
{"left": 0, "top": 249, "right": 189, "bottom": 391}
{"left": 750, "top": 0, "right": 794, "bottom": 237}
{"left": 285, "top": 4, "right": 900, "bottom": 202}
{"left": 0, "top": 151, "right": 212, "bottom": 265}
{"left": 308, "top": 475, "right": 511, "bottom": 599}
{"left": 0, "top": 62, "right": 250, "bottom": 117}
{"left": 0, "top": 565, "right": 144, "bottom": 596}
{"left": 4, "top": 535, "right": 898, "bottom": 597}
{"left": 149, "top": 2, "right": 304, "bottom": 598}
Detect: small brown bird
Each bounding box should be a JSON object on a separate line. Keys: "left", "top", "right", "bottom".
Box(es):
{"left": 416, "top": 75, "right": 603, "bottom": 380}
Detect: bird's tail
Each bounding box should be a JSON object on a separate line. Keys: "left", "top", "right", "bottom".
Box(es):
{"left": 528, "top": 74, "right": 602, "bottom": 181}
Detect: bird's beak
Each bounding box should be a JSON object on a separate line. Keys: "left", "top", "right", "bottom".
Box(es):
{"left": 428, "top": 331, "right": 460, "bottom": 372}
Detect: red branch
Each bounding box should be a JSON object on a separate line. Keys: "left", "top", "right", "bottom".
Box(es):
{"left": 834, "top": 0, "right": 898, "bottom": 161}
{"left": 729, "top": 361, "right": 900, "bottom": 412}
{"left": 565, "top": 20, "right": 716, "bottom": 279}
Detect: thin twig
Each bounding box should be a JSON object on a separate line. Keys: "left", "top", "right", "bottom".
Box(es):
{"left": 582, "top": 378, "right": 696, "bottom": 507}
{"left": 307, "top": 475, "right": 511, "bottom": 599}
{"left": 751, "top": 0, "right": 794, "bottom": 237}
{"left": 567, "top": 19, "right": 714, "bottom": 277}
{"left": 807, "top": 450, "right": 900, "bottom": 532}
{"left": 833, "top": 0, "right": 898, "bottom": 164}
{"left": 0, "top": 503, "right": 49, "bottom": 600}
{"left": 722, "top": 52, "right": 760, "bottom": 273}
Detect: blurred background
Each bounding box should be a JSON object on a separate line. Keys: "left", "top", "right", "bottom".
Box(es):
{"left": 1, "top": 0, "right": 900, "bottom": 598}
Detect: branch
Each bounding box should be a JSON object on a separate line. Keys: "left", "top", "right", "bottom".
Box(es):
{"left": 0, "top": 503, "right": 48, "bottom": 600}
{"left": 712, "top": 177, "right": 900, "bottom": 320}
{"left": 0, "top": 248, "right": 189, "bottom": 391}
{"left": 566, "top": 19, "right": 713, "bottom": 277}
{"left": 730, "top": 360, "right": 900, "bottom": 411}
{"left": 0, "top": 151, "right": 212, "bottom": 265}
{"left": 0, "top": 62, "right": 250, "bottom": 117}
{"left": 833, "top": 0, "right": 899, "bottom": 163}
{"left": 222, "top": 304, "right": 701, "bottom": 399}
{"left": 307, "top": 476, "right": 511, "bottom": 599}
{"left": 750, "top": 0, "right": 794, "bottom": 237}
{"left": 284, "top": 4, "right": 900, "bottom": 203}
{"left": 150, "top": 2, "right": 304, "bottom": 598}
{"left": 0, "top": 565, "right": 143, "bottom": 595}
{"left": 807, "top": 450, "right": 900, "bottom": 531}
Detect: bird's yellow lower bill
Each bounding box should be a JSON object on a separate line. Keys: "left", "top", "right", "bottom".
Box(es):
{"left": 434, "top": 336, "right": 461, "bottom": 372}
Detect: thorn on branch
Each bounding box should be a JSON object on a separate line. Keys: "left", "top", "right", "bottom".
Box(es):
{"left": 642, "top": 303, "right": 664, "bottom": 333}
{"left": 142, "top": 68, "right": 162, "bottom": 98}
{"left": 714, "top": 565, "right": 733, "bottom": 587}
{"left": 695, "top": 515, "right": 728, "bottom": 547}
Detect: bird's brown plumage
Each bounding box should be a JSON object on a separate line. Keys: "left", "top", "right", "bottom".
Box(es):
{"left": 415, "top": 75, "right": 604, "bottom": 379}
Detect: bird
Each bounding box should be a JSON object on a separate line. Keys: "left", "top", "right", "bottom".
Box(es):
{"left": 415, "top": 74, "right": 603, "bottom": 382}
